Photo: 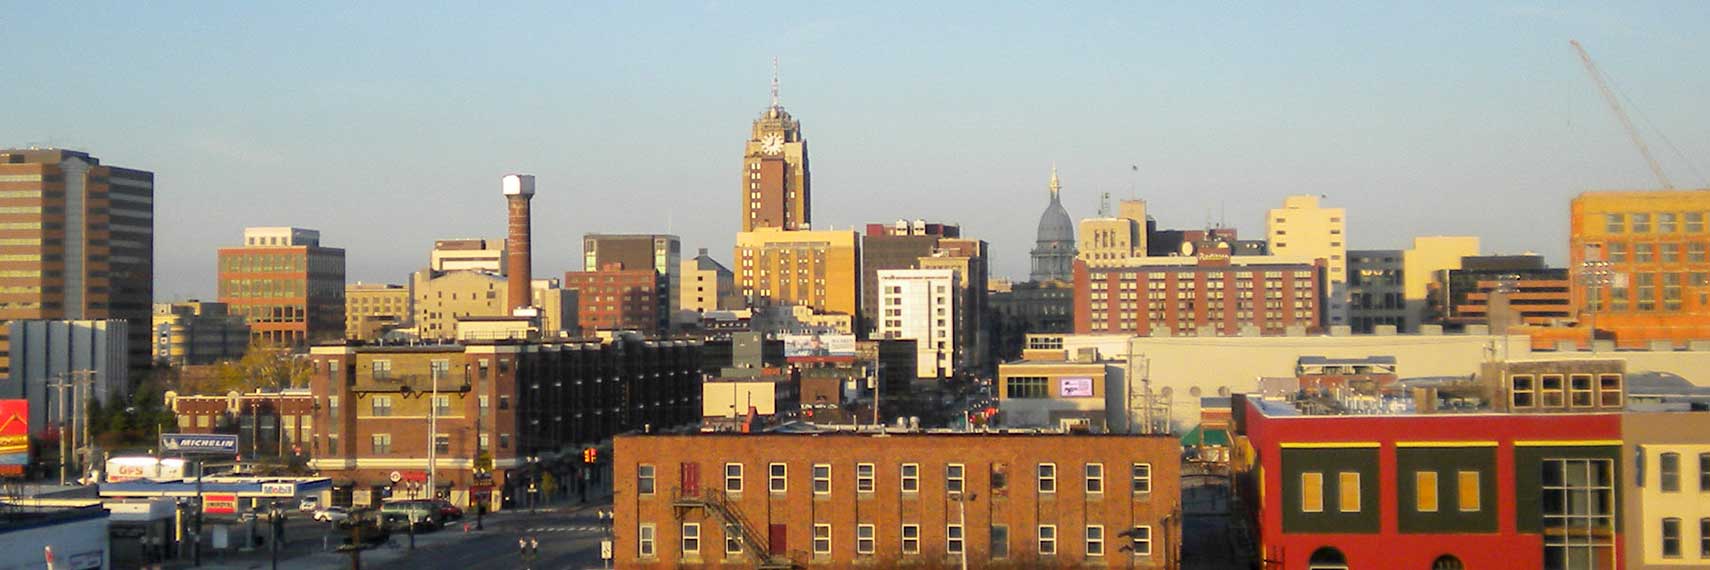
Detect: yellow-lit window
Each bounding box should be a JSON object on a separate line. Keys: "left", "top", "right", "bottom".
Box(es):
{"left": 1300, "top": 472, "right": 1324, "bottom": 513}
{"left": 1458, "top": 471, "right": 1481, "bottom": 512}
{"left": 1339, "top": 472, "right": 1361, "bottom": 513}
{"left": 1415, "top": 471, "right": 1439, "bottom": 512}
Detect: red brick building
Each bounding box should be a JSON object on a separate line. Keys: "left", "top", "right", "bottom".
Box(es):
{"left": 563, "top": 262, "right": 664, "bottom": 334}
{"left": 164, "top": 390, "right": 316, "bottom": 460}
{"left": 614, "top": 432, "right": 1181, "bottom": 569}
{"left": 1073, "top": 248, "right": 1325, "bottom": 336}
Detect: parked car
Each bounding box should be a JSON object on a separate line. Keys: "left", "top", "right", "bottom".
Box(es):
{"left": 298, "top": 497, "right": 320, "bottom": 512}
{"left": 380, "top": 512, "right": 438, "bottom": 533}
{"left": 313, "top": 506, "right": 350, "bottom": 522}
{"left": 379, "top": 499, "right": 443, "bottom": 525}
{"left": 432, "top": 499, "right": 462, "bottom": 521}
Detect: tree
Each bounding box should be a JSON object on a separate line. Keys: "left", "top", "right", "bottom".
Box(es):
{"left": 212, "top": 340, "right": 313, "bottom": 394}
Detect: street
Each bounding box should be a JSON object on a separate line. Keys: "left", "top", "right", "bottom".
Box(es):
{"left": 370, "top": 507, "right": 614, "bottom": 570}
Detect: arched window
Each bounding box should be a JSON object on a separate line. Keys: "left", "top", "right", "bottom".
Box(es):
{"left": 1432, "top": 554, "right": 1465, "bottom": 570}
{"left": 1308, "top": 547, "right": 1349, "bottom": 570}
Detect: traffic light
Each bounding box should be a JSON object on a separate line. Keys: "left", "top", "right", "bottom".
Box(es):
{"left": 582, "top": 447, "right": 597, "bottom": 464}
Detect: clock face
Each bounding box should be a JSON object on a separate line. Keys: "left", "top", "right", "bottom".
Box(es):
{"left": 760, "top": 133, "right": 784, "bottom": 155}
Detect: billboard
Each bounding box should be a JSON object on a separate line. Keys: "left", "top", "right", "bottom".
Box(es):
{"left": 1059, "top": 377, "right": 1095, "bottom": 398}
{"left": 0, "top": 400, "right": 25, "bottom": 476}
{"left": 783, "top": 333, "right": 856, "bottom": 358}
{"left": 160, "top": 433, "right": 239, "bottom": 455}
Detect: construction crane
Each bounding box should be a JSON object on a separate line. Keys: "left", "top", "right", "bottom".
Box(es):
{"left": 1570, "top": 39, "right": 1674, "bottom": 190}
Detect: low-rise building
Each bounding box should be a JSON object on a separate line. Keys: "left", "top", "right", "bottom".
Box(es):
{"left": 345, "top": 283, "right": 412, "bottom": 341}
{"left": 1622, "top": 410, "right": 1710, "bottom": 569}
{"left": 152, "top": 301, "right": 249, "bottom": 366}
{"left": 995, "top": 354, "right": 1132, "bottom": 433}
{"left": 613, "top": 432, "right": 1181, "bottom": 569}
{"left": 163, "top": 389, "right": 316, "bottom": 460}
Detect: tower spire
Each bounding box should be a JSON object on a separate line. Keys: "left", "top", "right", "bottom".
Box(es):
{"left": 1049, "top": 164, "right": 1061, "bottom": 200}
{"left": 771, "top": 56, "right": 780, "bottom": 108}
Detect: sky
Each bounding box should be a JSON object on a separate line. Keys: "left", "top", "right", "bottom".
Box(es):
{"left": 4, "top": 1, "right": 1710, "bottom": 300}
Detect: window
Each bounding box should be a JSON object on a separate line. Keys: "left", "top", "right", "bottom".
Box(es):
{"left": 1510, "top": 374, "right": 1535, "bottom": 408}
{"left": 947, "top": 464, "right": 965, "bottom": 495}
{"left": 901, "top": 524, "right": 920, "bottom": 554}
{"left": 1038, "top": 463, "right": 1057, "bottom": 493}
{"left": 1701, "top": 454, "right": 1710, "bottom": 492}
{"left": 813, "top": 524, "right": 831, "bottom": 555}
{"left": 1005, "top": 376, "right": 1049, "bottom": 398}
{"left": 1339, "top": 472, "right": 1361, "bottom": 512}
{"left": 1301, "top": 472, "right": 1325, "bottom": 513}
{"left": 813, "top": 464, "right": 831, "bottom": 495}
{"left": 769, "top": 463, "right": 786, "bottom": 493}
{"left": 1542, "top": 458, "right": 1616, "bottom": 567}
{"left": 371, "top": 360, "right": 392, "bottom": 379}
{"left": 434, "top": 434, "right": 449, "bottom": 454}
{"left": 1038, "top": 525, "right": 1057, "bottom": 555}
{"left": 856, "top": 524, "right": 875, "bottom": 554}
{"left": 1635, "top": 213, "right": 1653, "bottom": 233}
{"left": 1599, "top": 374, "right": 1624, "bottom": 407}
{"left": 682, "top": 522, "right": 700, "bottom": 555}
{"left": 856, "top": 463, "right": 875, "bottom": 493}
{"left": 726, "top": 524, "right": 743, "bottom": 555}
{"left": 1637, "top": 243, "right": 1655, "bottom": 263}
{"left": 370, "top": 396, "right": 392, "bottom": 417}
{"left": 1085, "top": 525, "right": 1104, "bottom": 557}
{"left": 991, "top": 463, "right": 1009, "bottom": 495}
{"left": 1132, "top": 463, "right": 1152, "bottom": 494}
{"left": 1691, "top": 212, "right": 1706, "bottom": 233}
{"left": 990, "top": 525, "right": 1009, "bottom": 558}
{"left": 725, "top": 463, "right": 744, "bottom": 493}
{"left": 1132, "top": 525, "right": 1153, "bottom": 556}
{"left": 1541, "top": 374, "right": 1565, "bottom": 407}
{"left": 1085, "top": 463, "right": 1104, "bottom": 493}
{"left": 900, "top": 463, "right": 919, "bottom": 493}
{"left": 1610, "top": 243, "right": 1628, "bottom": 263}
{"left": 433, "top": 395, "right": 451, "bottom": 417}
{"left": 942, "top": 523, "right": 964, "bottom": 554}
{"left": 1664, "top": 518, "right": 1682, "bottom": 558}
{"left": 370, "top": 434, "right": 390, "bottom": 455}
{"left": 1416, "top": 471, "right": 1439, "bottom": 512}
{"left": 1570, "top": 374, "right": 1595, "bottom": 408}
{"left": 1701, "top": 518, "right": 1710, "bottom": 558}
{"left": 1458, "top": 471, "right": 1482, "bottom": 512}
{"left": 638, "top": 524, "right": 656, "bottom": 557}
{"left": 637, "top": 465, "right": 656, "bottom": 495}
{"left": 1663, "top": 452, "right": 1681, "bottom": 492}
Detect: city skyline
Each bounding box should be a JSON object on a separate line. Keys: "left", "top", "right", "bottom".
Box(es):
{"left": 6, "top": 2, "right": 1710, "bottom": 300}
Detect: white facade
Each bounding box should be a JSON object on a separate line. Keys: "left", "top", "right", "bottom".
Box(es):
{"left": 430, "top": 238, "right": 506, "bottom": 273}
{"left": 0, "top": 506, "right": 109, "bottom": 570}
{"left": 4, "top": 320, "right": 129, "bottom": 438}
{"left": 1267, "top": 195, "right": 1348, "bottom": 326}
{"left": 877, "top": 269, "right": 959, "bottom": 380}
{"left": 242, "top": 226, "right": 320, "bottom": 247}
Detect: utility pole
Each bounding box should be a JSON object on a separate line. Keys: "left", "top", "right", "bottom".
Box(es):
{"left": 428, "top": 365, "right": 440, "bottom": 500}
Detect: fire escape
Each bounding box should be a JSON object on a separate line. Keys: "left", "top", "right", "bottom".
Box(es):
{"left": 671, "top": 487, "right": 795, "bottom": 569}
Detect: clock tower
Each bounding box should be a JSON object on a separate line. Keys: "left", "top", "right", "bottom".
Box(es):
{"left": 741, "top": 60, "right": 810, "bottom": 232}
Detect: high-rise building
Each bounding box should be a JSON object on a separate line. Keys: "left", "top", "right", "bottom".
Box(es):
{"left": 1078, "top": 200, "right": 1147, "bottom": 266}
{"left": 1031, "top": 168, "right": 1076, "bottom": 282}
{"left": 345, "top": 283, "right": 412, "bottom": 341}
{"left": 217, "top": 227, "right": 346, "bottom": 348}
{"left": 733, "top": 228, "right": 861, "bottom": 332}
{"left": 1570, "top": 189, "right": 1710, "bottom": 348}
{"left": 563, "top": 263, "right": 665, "bottom": 334}
{"left": 1347, "top": 250, "right": 1404, "bottom": 333}
{"left": 877, "top": 268, "right": 959, "bottom": 380}
{"left": 1435, "top": 255, "right": 1571, "bottom": 331}
{"left": 680, "top": 248, "right": 739, "bottom": 316}
{"left": 1401, "top": 236, "right": 1481, "bottom": 331}
{"left": 583, "top": 233, "right": 680, "bottom": 319}
{"left": 740, "top": 68, "right": 810, "bottom": 232}
{"left": 152, "top": 301, "right": 249, "bottom": 366}
{"left": 430, "top": 238, "right": 505, "bottom": 274}
{"left": 921, "top": 238, "right": 991, "bottom": 374}
{"left": 1267, "top": 195, "right": 1348, "bottom": 327}
{"left": 0, "top": 148, "right": 154, "bottom": 383}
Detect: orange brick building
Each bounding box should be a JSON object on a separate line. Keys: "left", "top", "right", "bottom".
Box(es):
{"left": 614, "top": 432, "right": 1181, "bottom": 569}
{"left": 1566, "top": 190, "right": 1710, "bottom": 349}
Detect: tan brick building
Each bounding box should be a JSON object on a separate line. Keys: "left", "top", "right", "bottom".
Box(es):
{"left": 614, "top": 433, "right": 1180, "bottom": 569}
{"left": 345, "top": 282, "right": 411, "bottom": 341}
{"left": 733, "top": 228, "right": 860, "bottom": 332}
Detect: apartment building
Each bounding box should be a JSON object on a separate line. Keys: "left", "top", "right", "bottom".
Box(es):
{"left": 1267, "top": 195, "right": 1348, "bottom": 327}
{"left": 876, "top": 269, "right": 958, "bottom": 381}
{"left": 613, "top": 432, "right": 1180, "bottom": 569}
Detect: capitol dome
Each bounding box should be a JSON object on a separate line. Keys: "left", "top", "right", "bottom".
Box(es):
{"left": 1030, "top": 167, "right": 1077, "bottom": 282}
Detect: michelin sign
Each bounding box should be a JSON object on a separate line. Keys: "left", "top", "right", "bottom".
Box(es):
{"left": 160, "top": 433, "right": 239, "bottom": 455}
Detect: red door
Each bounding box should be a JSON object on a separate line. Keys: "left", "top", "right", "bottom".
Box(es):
{"left": 769, "top": 524, "right": 786, "bottom": 555}
{"left": 681, "top": 462, "right": 700, "bottom": 496}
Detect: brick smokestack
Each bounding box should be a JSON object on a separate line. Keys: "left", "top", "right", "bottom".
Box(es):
{"left": 502, "top": 174, "right": 535, "bottom": 312}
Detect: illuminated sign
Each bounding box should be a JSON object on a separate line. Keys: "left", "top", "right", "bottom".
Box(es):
{"left": 203, "top": 494, "right": 237, "bottom": 514}
{"left": 0, "top": 400, "right": 26, "bottom": 476}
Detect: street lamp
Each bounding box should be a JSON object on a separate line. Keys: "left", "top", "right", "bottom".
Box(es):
{"left": 268, "top": 501, "right": 284, "bottom": 570}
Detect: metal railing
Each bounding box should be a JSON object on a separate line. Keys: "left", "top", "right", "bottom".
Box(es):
{"left": 670, "top": 487, "right": 793, "bottom": 568}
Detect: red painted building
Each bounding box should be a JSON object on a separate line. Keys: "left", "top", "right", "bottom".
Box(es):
{"left": 1233, "top": 394, "right": 1625, "bottom": 569}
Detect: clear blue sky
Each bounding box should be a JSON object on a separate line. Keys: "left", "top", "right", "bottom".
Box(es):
{"left": 4, "top": 1, "right": 1709, "bottom": 299}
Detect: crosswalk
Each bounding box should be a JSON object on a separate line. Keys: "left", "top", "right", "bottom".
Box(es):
{"left": 523, "top": 525, "right": 606, "bottom": 534}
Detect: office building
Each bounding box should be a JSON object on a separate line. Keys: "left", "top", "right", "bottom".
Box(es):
{"left": 563, "top": 263, "right": 666, "bottom": 334}
{"left": 0, "top": 148, "right": 153, "bottom": 383}
{"left": 1570, "top": 189, "right": 1710, "bottom": 349}
{"left": 877, "top": 269, "right": 959, "bottom": 380}
{"left": 1030, "top": 168, "right": 1076, "bottom": 282}
{"left": 996, "top": 354, "right": 1130, "bottom": 432}
{"left": 613, "top": 432, "right": 1181, "bottom": 569}
{"left": 430, "top": 238, "right": 505, "bottom": 274}
{"left": 1267, "top": 195, "right": 1347, "bottom": 327}
{"left": 1347, "top": 250, "right": 1404, "bottom": 333}
{"left": 308, "top": 337, "right": 703, "bottom": 510}
{"left": 584, "top": 234, "right": 680, "bottom": 321}
{"left": 733, "top": 228, "right": 860, "bottom": 333}
{"left": 216, "top": 227, "right": 346, "bottom": 348}
{"left": 1435, "top": 255, "right": 1571, "bottom": 331}
{"left": 4, "top": 319, "right": 128, "bottom": 438}
{"left": 151, "top": 301, "right": 248, "bottom": 366}
{"left": 1077, "top": 199, "right": 1147, "bottom": 266}
{"left": 861, "top": 222, "right": 954, "bottom": 331}
{"left": 345, "top": 283, "right": 412, "bottom": 341}
{"left": 740, "top": 72, "right": 810, "bottom": 232}
{"left": 680, "top": 248, "right": 740, "bottom": 316}
{"left": 1073, "top": 235, "right": 1325, "bottom": 337}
